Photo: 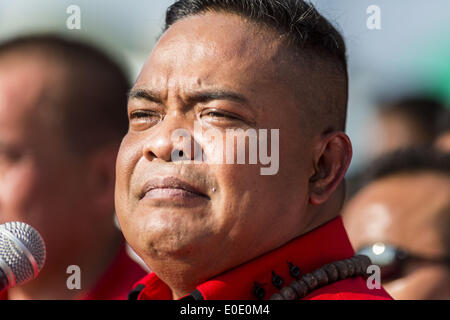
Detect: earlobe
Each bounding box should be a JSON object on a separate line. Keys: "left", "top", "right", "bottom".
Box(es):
{"left": 309, "top": 132, "right": 352, "bottom": 205}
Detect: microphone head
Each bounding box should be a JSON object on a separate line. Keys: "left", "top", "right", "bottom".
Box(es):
{"left": 0, "top": 222, "right": 46, "bottom": 288}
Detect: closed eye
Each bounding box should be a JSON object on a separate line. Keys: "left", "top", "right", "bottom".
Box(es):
{"left": 206, "top": 111, "right": 229, "bottom": 118}
{"left": 130, "top": 110, "right": 155, "bottom": 119}
{"left": 128, "top": 110, "right": 162, "bottom": 130}
{"left": 201, "top": 109, "right": 242, "bottom": 121}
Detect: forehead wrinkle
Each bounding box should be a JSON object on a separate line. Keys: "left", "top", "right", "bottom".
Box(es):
{"left": 161, "top": 13, "right": 254, "bottom": 57}
{"left": 154, "top": 12, "right": 288, "bottom": 79}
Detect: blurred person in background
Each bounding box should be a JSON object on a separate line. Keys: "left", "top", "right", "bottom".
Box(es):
{"left": 369, "top": 95, "right": 445, "bottom": 158}
{"left": 346, "top": 95, "right": 446, "bottom": 198}
{"left": 343, "top": 148, "right": 450, "bottom": 299}
{"left": 0, "top": 35, "right": 146, "bottom": 300}
{"left": 434, "top": 107, "right": 450, "bottom": 152}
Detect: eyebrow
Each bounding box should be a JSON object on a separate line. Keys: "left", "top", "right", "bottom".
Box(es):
{"left": 188, "top": 89, "right": 248, "bottom": 104}
{"left": 128, "top": 88, "right": 248, "bottom": 105}
{"left": 128, "top": 88, "right": 162, "bottom": 103}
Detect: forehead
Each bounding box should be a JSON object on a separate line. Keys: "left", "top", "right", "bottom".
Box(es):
{"left": 343, "top": 173, "right": 450, "bottom": 255}
{"left": 136, "top": 13, "right": 295, "bottom": 94}
{"left": 0, "top": 53, "right": 63, "bottom": 138}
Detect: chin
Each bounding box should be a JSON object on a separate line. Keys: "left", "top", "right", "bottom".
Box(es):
{"left": 140, "top": 226, "right": 210, "bottom": 260}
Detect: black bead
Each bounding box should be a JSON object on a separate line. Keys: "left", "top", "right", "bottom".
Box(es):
{"left": 253, "top": 282, "right": 266, "bottom": 300}
{"left": 271, "top": 271, "right": 284, "bottom": 289}
{"left": 288, "top": 262, "right": 302, "bottom": 279}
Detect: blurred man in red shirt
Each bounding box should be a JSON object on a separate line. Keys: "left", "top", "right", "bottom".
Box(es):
{"left": 115, "top": 0, "right": 391, "bottom": 300}
{"left": 0, "top": 35, "right": 146, "bottom": 299}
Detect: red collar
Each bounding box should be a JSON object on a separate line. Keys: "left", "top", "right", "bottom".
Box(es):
{"left": 134, "top": 216, "right": 356, "bottom": 300}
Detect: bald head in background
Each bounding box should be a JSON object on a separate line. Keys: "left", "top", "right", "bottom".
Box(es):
{"left": 369, "top": 96, "right": 445, "bottom": 159}
{"left": 0, "top": 36, "right": 129, "bottom": 153}
{"left": 343, "top": 148, "right": 450, "bottom": 300}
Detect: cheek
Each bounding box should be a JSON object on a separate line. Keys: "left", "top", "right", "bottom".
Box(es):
{"left": 116, "top": 135, "right": 139, "bottom": 194}
{"left": 115, "top": 135, "right": 142, "bottom": 224}
{"left": 0, "top": 160, "right": 39, "bottom": 222}
{"left": 212, "top": 162, "right": 304, "bottom": 233}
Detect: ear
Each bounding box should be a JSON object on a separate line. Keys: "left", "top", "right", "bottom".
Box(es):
{"left": 309, "top": 132, "right": 352, "bottom": 205}
{"left": 85, "top": 143, "right": 119, "bottom": 217}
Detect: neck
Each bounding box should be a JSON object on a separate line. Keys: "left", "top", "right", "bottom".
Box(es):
{"left": 150, "top": 258, "right": 218, "bottom": 300}
{"left": 7, "top": 227, "right": 122, "bottom": 300}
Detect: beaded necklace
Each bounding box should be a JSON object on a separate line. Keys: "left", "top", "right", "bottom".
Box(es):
{"left": 267, "top": 255, "right": 372, "bottom": 300}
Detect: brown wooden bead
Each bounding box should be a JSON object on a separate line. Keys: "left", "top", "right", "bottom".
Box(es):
{"left": 302, "top": 273, "right": 319, "bottom": 291}
{"left": 356, "top": 255, "right": 372, "bottom": 278}
{"left": 290, "top": 279, "right": 309, "bottom": 298}
{"left": 349, "top": 256, "right": 363, "bottom": 275}
{"left": 268, "top": 255, "right": 374, "bottom": 300}
{"left": 312, "top": 268, "right": 329, "bottom": 287}
{"left": 280, "top": 286, "right": 298, "bottom": 300}
{"left": 333, "top": 260, "right": 348, "bottom": 280}
{"left": 323, "top": 263, "right": 339, "bottom": 282}
{"left": 270, "top": 293, "right": 284, "bottom": 300}
{"left": 343, "top": 259, "right": 355, "bottom": 276}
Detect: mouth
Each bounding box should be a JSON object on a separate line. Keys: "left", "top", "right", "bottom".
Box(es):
{"left": 139, "top": 176, "right": 210, "bottom": 201}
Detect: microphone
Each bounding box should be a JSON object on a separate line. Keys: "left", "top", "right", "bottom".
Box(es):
{"left": 0, "top": 222, "right": 46, "bottom": 292}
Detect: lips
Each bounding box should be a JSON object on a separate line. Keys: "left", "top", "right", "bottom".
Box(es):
{"left": 139, "top": 176, "right": 210, "bottom": 200}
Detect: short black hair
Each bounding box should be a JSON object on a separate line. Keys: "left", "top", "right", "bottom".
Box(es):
{"left": 364, "top": 147, "right": 450, "bottom": 184}
{"left": 164, "top": 0, "right": 348, "bottom": 131}
{"left": 0, "top": 34, "right": 129, "bottom": 154}
{"left": 377, "top": 95, "right": 446, "bottom": 142}
{"left": 436, "top": 107, "right": 450, "bottom": 136}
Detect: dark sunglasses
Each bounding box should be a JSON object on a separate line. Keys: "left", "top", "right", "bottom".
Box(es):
{"left": 356, "top": 242, "right": 450, "bottom": 282}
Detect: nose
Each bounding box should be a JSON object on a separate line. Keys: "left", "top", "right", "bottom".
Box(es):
{"left": 142, "top": 116, "right": 202, "bottom": 162}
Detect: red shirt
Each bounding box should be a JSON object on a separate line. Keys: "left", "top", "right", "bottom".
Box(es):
{"left": 0, "top": 242, "right": 147, "bottom": 300}
{"left": 131, "top": 217, "right": 392, "bottom": 300}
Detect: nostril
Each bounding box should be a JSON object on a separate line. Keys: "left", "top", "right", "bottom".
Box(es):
{"left": 144, "top": 150, "right": 157, "bottom": 161}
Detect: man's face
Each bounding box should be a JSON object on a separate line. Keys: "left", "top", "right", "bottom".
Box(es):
{"left": 343, "top": 172, "right": 450, "bottom": 299}
{"left": 0, "top": 53, "right": 98, "bottom": 266}
{"left": 115, "top": 13, "right": 316, "bottom": 276}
